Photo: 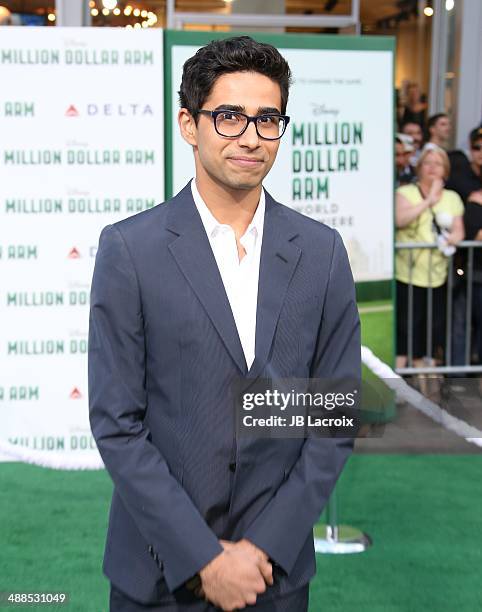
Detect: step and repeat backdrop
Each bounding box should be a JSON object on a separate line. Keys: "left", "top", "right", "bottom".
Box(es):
{"left": 1, "top": 28, "right": 393, "bottom": 463}
{"left": 0, "top": 27, "right": 164, "bottom": 461}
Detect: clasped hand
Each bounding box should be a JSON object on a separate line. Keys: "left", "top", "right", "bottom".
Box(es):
{"left": 196, "top": 538, "right": 274, "bottom": 611}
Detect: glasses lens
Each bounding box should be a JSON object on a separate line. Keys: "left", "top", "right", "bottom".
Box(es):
{"left": 257, "top": 115, "right": 286, "bottom": 139}
{"left": 472, "top": 144, "right": 482, "bottom": 151}
{"left": 215, "top": 112, "right": 247, "bottom": 137}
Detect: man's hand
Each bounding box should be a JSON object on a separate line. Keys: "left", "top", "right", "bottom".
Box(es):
{"left": 220, "top": 539, "right": 273, "bottom": 586}
{"left": 198, "top": 540, "right": 272, "bottom": 610}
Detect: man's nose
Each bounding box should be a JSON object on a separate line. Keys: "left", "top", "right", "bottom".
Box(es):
{"left": 238, "top": 120, "right": 260, "bottom": 148}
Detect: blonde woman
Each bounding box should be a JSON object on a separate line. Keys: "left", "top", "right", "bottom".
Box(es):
{"left": 395, "top": 145, "right": 464, "bottom": 369}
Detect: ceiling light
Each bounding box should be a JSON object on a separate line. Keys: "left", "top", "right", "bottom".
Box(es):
{"left": 102, "top": 0, "right": 117, "bottom": 9}
{"left": 91, "top": 8, "right": 99, "bottom": 16}
{"left": 445, "top": 0, "right": 454, "bottom": 9}
{"left": 424, "top": 6, "right": 434, "bottom": 16}
{"left": 113, "top": 7, "right": 120, "bottom": 15}
{"left": 47, "top": 12, "right": 56, "bottom": 21}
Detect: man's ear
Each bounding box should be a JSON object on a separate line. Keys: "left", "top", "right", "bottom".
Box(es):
{"left": 178, "top": 109, "right": 197, "bottom": 146}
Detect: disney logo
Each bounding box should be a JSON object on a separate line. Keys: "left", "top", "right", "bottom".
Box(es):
{"left": 311, "top": 103, "right": 340, "bottom": 117}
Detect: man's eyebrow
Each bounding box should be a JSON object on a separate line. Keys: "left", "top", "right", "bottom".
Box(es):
{"left": 213, "top": 104, "right": 282, "bottom": 115}
{"left": 257, "top": 106, "right": 282, "bottom": 115}
{"left": 213, "top": 104, "right": 244, "bottom": 112}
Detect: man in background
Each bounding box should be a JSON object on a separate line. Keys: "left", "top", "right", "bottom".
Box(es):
{"left": 395, "top": 134, "right": 415, "bottom": 187}
{"left": 428, "top": 113, "right": 452, "bottom": 149}
{"left": 447, "top": 126, "right": 482, "bottom": 203}
{"left": 401, "top": 120, "right": 423, "bottom": 167}
{"left": 447, "top": 126, "right": 482, "bottom": 366}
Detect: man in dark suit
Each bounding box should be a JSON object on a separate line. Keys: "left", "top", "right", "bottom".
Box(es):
{"left": 88, "top": 36, "right": 360, "bottom": 611}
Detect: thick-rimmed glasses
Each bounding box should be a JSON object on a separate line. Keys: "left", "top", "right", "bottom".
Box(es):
{"left": 196, "top": 109, "right": 290, "bottom": 140}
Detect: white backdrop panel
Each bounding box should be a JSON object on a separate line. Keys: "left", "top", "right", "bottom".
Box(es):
{"left": 0, "top": 27, "right": 164, "bottom": 461}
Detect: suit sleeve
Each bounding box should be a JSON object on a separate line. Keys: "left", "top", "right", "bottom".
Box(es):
{"left": 88, "top": 224, "right": 222, "bottom": 592}
{"left": 242, "top": 229, "right": 361, "bottom": 575}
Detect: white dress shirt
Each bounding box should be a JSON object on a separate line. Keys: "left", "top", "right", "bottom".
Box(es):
{"left": 191, "top": 179, "right": 265, "bottom": 370}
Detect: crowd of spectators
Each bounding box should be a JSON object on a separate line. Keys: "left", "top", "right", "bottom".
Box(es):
{"left": 394, "top": 85, "right": 482, "bottom": 371}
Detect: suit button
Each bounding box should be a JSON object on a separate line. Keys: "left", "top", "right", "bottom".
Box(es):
{"left": 229, "top": 462, "right": 236, "bottom": 472}
{"left": 148, "top": 545, "right": 154, "bottom": 556}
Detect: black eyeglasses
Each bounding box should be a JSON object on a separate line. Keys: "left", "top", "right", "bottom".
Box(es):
{"left": 196, "top": 109, "right": 290, "bottom": 140}
{"left": 472, "top": 144, "right": 482, "bottom": 151}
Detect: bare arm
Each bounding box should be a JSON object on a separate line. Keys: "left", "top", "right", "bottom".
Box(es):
{"left": 395, "top": 180, "right": 443, "bottom": 229}
{"left": 395, "top": 192, "right": 430, "bottom": 228}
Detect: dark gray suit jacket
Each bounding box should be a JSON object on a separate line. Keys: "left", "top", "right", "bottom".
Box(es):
{"left": 88, "top": 181, "right": 361, "bottom": 605}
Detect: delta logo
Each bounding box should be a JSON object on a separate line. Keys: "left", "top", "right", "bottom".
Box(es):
{"left": 65, "top": 103, "right": 154, "bottom": 117}
{"left": 65, "top": 104, "right": 79, "bottom": 117}
{"left": 67, "top": 247, "right": 81, "bottom": 259}
{"left": 70, "top": 387, "right": 82, "bottom": 399}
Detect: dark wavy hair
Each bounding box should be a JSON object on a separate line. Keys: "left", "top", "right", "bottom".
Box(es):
{"left": 178, "top": 36, "right": 292, "bottom": 120}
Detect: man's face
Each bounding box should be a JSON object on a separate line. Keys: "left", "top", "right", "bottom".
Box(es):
{"left": 402, "top": 123, "right": 423, "bottom": 149}
{"left": 181, "top": 71, "right": 283, "bottom": 191}
{"left": 432, "top": 116, "right": 451, "bottom": 141}
{"left": 471, "top": 138, "right": 482, "bottom": 169}
{"left": 407, "top": 84, "right": 420, "bottom": 103}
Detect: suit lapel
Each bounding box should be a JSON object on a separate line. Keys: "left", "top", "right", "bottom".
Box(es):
{"left": 247, "top": 191, "right": 301, "bottom": 380}
{"left": 166, "top": 183, "right": 248, "bottom": 375}
{"left": 165, "top": 183, "right": 301, "bottom": 380}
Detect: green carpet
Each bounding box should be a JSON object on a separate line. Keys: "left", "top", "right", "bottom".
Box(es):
{"left": 314, "top": 454, "right": 482, "bottom": 611}
{"left": 359, "top": 300, "right": 394, "bottom": 366}
{"left": 359, "top": 301, "right": 396, "bottom": 423}
{"left": 1, "top": 455, "right": 481, "bottom": 611}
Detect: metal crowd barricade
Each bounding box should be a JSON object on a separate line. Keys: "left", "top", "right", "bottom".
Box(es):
{"left": 395, "top": 240, "right": 482, "bottom": 375}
